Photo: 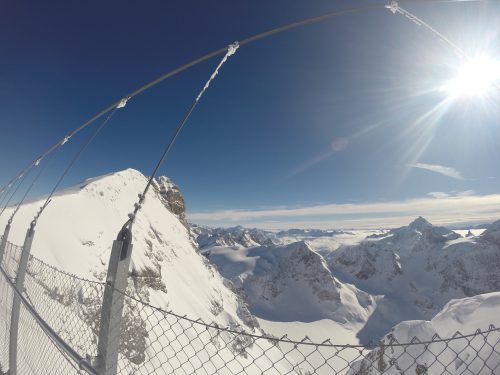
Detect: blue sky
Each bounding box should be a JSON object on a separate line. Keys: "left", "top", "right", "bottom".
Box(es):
{"left": 1, "top": 0, "right": 500, "bottom": 229}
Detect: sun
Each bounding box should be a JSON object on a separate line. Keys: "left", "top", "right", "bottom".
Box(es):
{"left": 442, "top": 56, "right": 500, "bottom": 99}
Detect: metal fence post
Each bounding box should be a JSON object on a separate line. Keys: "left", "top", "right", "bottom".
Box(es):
{"left": 95, "top": 226, "right": 133, "bottom": 375}
{"left": 0, "top": 224, "right": 11, "bottom": 375}
{"left": 0, "top": 224, "right": 11, "bottom": 265}
{"left": 9, "top": 224, "right": 35, "bottom": 375}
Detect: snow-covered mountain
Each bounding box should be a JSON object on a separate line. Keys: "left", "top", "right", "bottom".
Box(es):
{"left": 190, "top": 227, "right": 352, "bottom": 251}
{"left": 192, "top": 224, "right": 378, "bottom": 255}
{"left": 0, "top": 169, "right": 261, "bottom": 370}
{"left": 197, "top": 217, "right": 499, "bottom": 344}
{"left": 203, "top": 241, "right": 376, "bottom": 343}
{"left": 328, "top": 216, "right": 499, "bottom": 342}
{"left": 349, "top": 292, "right": 500, "bottom": 374}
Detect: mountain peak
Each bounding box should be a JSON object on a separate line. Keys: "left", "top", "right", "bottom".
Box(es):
{"left": 393, "top": 216, "right": 457, "bottom": 239}
{"left": 408, "top": 216, "right": 433, "bottom": 230}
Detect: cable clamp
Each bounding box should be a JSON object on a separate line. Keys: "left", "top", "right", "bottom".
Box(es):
{"left": 34, "top": 157, "right": 42, "bottom": 166}
{"left": 385, "top": 1, "right": 399, "bottom": 14}
{"left": 227, "top": 42, "right": 239, "bottom": 57}
{"left": 61, "top": 135, "right": 71, "bottom": 145}
{"left": 117, "top": 97, "right": 130, "bottom": 109}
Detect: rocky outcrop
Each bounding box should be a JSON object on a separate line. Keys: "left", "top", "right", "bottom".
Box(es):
{"left": 152, "top": 176, "right": 187, "bottom": 224}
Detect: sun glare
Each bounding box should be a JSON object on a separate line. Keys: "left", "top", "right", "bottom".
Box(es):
{"left": 443, "top": 57, "right": 500, "bottom": 99}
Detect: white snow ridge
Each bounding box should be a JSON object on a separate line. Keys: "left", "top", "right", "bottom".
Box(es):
{"left": 0, "top": 169, "right": 499, "bottom": 374}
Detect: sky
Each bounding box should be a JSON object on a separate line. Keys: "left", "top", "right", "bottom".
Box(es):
{"left": 1, "top": 0, "right": 500, "bottom": 229}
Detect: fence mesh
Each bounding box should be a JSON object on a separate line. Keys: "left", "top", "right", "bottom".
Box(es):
{"left": 0, "top": 240, "right": 499, "bottom": 375}
{"left": 24, "top": 255, "right": 105, "bottom": 359}
{"left": 17, "top": 303, "right": 84, "bottom": 375}
{"left": 113, "top": 292, "right": 500, "bottom": 375}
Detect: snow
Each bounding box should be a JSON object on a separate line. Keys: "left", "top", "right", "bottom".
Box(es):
{"left": 453, "top": 229, "right": 487, "bottom": 238}
{"left": 349, "top": 292, "right": 500, "bottom": 374}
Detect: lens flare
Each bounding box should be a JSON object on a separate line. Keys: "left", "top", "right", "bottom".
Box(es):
{"left": 442, "top": 57, "right": 500, "bottom": 99}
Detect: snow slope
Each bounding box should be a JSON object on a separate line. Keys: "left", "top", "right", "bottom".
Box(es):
{"left": 349, "top": 292, "right": 500, "bottom": 374}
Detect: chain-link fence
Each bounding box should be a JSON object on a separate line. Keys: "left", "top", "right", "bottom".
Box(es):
{"left": 0, "top": 239, "right": 499, "bottom": 375}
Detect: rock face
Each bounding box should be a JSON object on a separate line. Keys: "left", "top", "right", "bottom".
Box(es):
{"left": 328, "top": 217, "right": 500, "bottom": 341}
{"left": 152, "top": 175, "right": 187, "bottom": 224}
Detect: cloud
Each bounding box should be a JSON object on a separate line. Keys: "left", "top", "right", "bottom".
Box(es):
{"left": 427, "top": 191, "right": 450, "bottom": 199}
{"left": 427, "top": 190, "right": 475, "bottom": 199}
{"left": 408, "top": 162, "right": 464, "bottom": 180}
{"left": 188, "top": 193, "right": 500, "bottom": 229}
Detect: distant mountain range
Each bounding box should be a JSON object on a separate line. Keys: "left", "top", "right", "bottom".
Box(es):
{"left": 190, "top": 224, "right": 352, "bottom": 250}
{"left": 196, "top": 216, "right": 499, "bottom": 344}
